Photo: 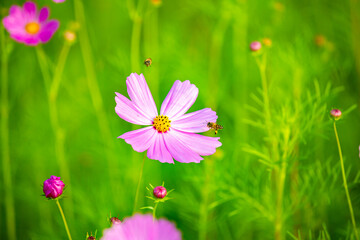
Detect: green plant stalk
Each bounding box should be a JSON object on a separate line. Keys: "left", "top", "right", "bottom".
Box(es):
{"left": 130, "top": 0, "right": 145, "bottom": 73}
{"left": 333, "top": 121, "right": 359, "bottom": 240}
{"left": 1, "top": 26, "right": 17, "bottom": 240}
{"left": 133, "top": 153, "right": 146, "bottom": 214}
{"left": 73, "top": 0, "right": 118, "bottom": 200}
{"left": 153, "top": 202, "right": 159, "bottom": 220}
{"left": 56, "top": 199, "right": 72, "bottom": 240}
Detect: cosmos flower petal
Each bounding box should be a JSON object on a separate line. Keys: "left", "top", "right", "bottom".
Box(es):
{"left": 126, "top": 73, "right": 158, "bottom": 120}
{"left": 38, "top": 7, "right": 49, "bottom": 22}
{"left": 171, "top": 108, "right": 218, "bottom": 133}
{"left": 115, "top": 92, "right": 153, "bottom": 125}
{"left": 163, "top": 131, "right": 203, "bottom": 163}
{"left": 23, "top": 1, "right": 37, "bottom": 17}
{"left": 101, "top": 214, "right": 181, "bottom": 240}
{"left": 147, "top": 133, "right": 174, "bottom": 164}
{"left": 118, "top": 126, "right": 157, "bottom": 152}
{"left": 39, "top": 20, "right": 59, "bottom": 42}
{"left": 160, "top": 80, "right": 199, "bottom": 120}
{"left": 171, "top": 128, "right": 222, "bottom": 156}
{"left": 25, "top": 36, "right": 40, "bottom": 46}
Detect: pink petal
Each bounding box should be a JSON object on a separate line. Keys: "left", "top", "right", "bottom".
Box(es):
{"left": 171, "top": 108, "right": 218, "bottom": 133}
{"left": 147, "top": 133, "right": 174, "bottom": 164}
{"left": 24, "top": 36, "right": 40, "bottom": 46}
{"left": 115, "top": 92, "right": 153, "bottom": 125}
{"left": 170, "top": 129, "right": 221, "bottom": 156}
{"left": 23, "top": 2, "right": 37, "bottom": 18}
{"left": 126, "top": 73, "right": 158, "bottom": 120}
{"left": 9, "top": 6, "right": 23, "bottom": 17}
{"left": 38, "top": 7, "right": 49, "bottom": 22}
{"left": 119, "top": 127, "right": 157, "bottom": 152}
{"left": 160, "top": 80, "right": 198, "bottom": 120}
{"left": 39, "top": 20, "right": 59, "bottom": 42}
{"left": 163, "top": 130, "right": 203, "bottom": 163}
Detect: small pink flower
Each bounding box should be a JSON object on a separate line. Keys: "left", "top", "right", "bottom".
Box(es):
{"left": 250, "top": 41, "right": 262, "bottom": 51}
{"left": 43, "top": 175, "right": 65, "bottom": 199}
{"left": 330, "top": 109, "right": 342, "bottom": 120}
{"left": 2, "top": 1, "right": 59, "bottom": 46}
{"left": 53, "top": 0, "right": 66, "bottom": 3}
{"left": 153, "top": 186, "right": 167, "bottom": 199}
{"left": 115, "top": 73, "right": 222, "bottom": 164}
{"left": 102, "top": 214, "right": 181, "bottom": 240}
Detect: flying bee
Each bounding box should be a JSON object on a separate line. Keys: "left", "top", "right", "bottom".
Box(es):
{"left": 207, "top": 122, "right": 223, "bottom": 135}
{"left": 144, "top": 58, "right": 152, "bottom": 67}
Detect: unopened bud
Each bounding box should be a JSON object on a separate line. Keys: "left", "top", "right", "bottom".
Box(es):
{"left": 64, "top": 31, "right": 76, "bottom": 43}
{"left": 43, "top": 175, "right": 65, "bottom": 199}
{"left": 330, "top": 109, "right": 342, "bottom": 120}
{"left": 250, "top": 41, "right": 262, "bottom": 52}
{"left": 153, "top": 186, "right": 167, "bottom": 199}
{"left": 110, "top": 217, "right": 121, "bottom": 225}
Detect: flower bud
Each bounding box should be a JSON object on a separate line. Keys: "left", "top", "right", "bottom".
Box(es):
{"left": 153, "top": 186, "right": 167, "bottom": 199}
{"left": 110, "top": 217, "right": 121, "bottom": 225}
{"left": 330, "top": 109, "right": 342, "bottom": 120}
{"left": 87, "top": 237, "right": 96, "bottom": 240}
{"left": 43, "top": 175, "right": 65, "bottom": 199}
{"left": 250, "top": 41, "right": 262, "bottom": 52}
{"left": 262, "top": 38, "right": 272, "bottom": 47}
{"left": 151, "top": 0, "right": 162, "bottom": 6}
{"left": 64, "top": 31, "right": 76, "bottom": 44}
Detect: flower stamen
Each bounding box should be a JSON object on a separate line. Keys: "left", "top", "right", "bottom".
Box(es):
{"left": 25, "top": 22, "right": 40, "bottom": 34}
{"left": 153, "top": 115, "right": 171, "bottom": 133}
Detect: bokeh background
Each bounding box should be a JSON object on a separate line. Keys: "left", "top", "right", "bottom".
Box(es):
{"left": 1, "top": 0, "right": 360, "bottom": 239}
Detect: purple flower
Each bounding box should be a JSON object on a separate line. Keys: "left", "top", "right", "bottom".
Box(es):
{"left": 2, "top": 1, "right": 59, "bottom": 46}
{"left": 43, "top": 175, "right": 65, "bottom": 199}
{"left": 250, "top": 41, "right": 262, "bottom": 51}
{"left": 330, "top": 109, "right": 342, "bottom": 120}
{"left": 153, "top": 186, "right": 167, "bottom": 199}
{"left": 101, "top": 214, "right": 181, "bottom": 240}
{"left": 115, "top": 73, "right": 222, "bottom": 164}
{"left": 53, "top": 0, "right": 66, "bottom": 3}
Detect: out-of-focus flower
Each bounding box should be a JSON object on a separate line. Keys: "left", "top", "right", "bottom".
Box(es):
{"left": 115, "top": 73, "right": 222, "bottom": 164}
{"left": 262, "top": 38, "right": 272, "bottom": 47}
{"left": 315, "top": 35, "right": 326, "bottom": 47}
{"left": 153, "top": 186, "right": 167, "bottom": 199}
{"left": 110, "top": 217, "right": 122, "bottom": 225}
{"left": 330, "top": 109, "right": 342, "bottom": 120}
{"left": 2, "top": 1, "right": 59, "bottom": 46}
{"left": 250, "top": 41, "right": 262, "bottom": 52}
{"left": 53, "top": 0, "right": 66, "bottom": 3}
{"left": 64, "top": 30, "right": 76, "bottom": 43}
{"left": 43, "top": 175, "right": 65, "bottom": 199}
{"left": 87, "top": 237, "right": 95, "bottom": 240}
{"left": 102, "top": 214, "right": 181, "bottom": 240}
{"left": 273, "top": 2, "right": 285, "bottom": 12}
{"left": 150, "top": 0, "right": 162, "bottom": 7}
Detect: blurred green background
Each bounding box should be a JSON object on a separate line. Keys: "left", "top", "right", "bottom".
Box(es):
{"left": 1, "top": 0, "right": 360, "bottom": 239}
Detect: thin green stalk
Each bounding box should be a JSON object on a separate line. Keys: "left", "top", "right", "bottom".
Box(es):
{"left": 73, "top": 0, "right": 118, "bottom": 200}
{"left": 153, "top": 202, "right": 159, "bottom": 220}
{"left": 333, "top": 121, "right": 359, "bottom": 240}
{"left": 56, "top": 199, "right": 72, "bottom": 240}
{"left": 133, "top": 153, "right": 147, "bottom": 214}
{"left": 130, "top": 0, "right": 145, "bottom": 73}
{"left": 1, "top": 25, "right": 16, "bottom": 240}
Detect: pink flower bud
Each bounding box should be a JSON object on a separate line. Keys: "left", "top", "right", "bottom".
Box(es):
{"left": 53, "top": 0, "right": 66, "bottom": 3}
{"left": 153, "top": 186, "right": 167, "bottom": 199}
{"left": 87, "top": 237, "right": 95, "bottom": 240}
{"left": 43, "top": 175, "right": 65, "bottom": 199}
{"left": 330, "top": 109, "right": 342, "bottom": 120}
{"left": 110, "top": 217, "right": 122, "bottom": 225}
{"left": 250, "top": 41, "right": 262, "bottom": 52}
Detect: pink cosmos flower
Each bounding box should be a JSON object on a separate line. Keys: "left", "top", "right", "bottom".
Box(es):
{"left": 43, "top": 175, "right": 65, "bottom": 199}
{"left": 101, "top": 214, "right": 181, "bottom": 240}
{"left": 2, "top": 1, "right": 59, "bottom": 46}
{"left": 115, "top": 73, "right": 222, "bottom": 164}
{"left": 53, "top": 0, "right": 66, "bottom": 3}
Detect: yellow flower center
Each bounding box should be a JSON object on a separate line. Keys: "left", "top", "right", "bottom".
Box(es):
{"left": 25, "top": 22, "right": 40, "bottom": 34}
{"left": 153, "top": 115, "right": 171, "bottom": 133}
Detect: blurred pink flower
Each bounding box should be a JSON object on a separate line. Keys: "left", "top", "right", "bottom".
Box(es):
{"left": 102, "top": 214, "right": 181, "bottom": 240}
{"left": 2, "top": 1, "right": 59, "bottom": 46}
{"left": 53, "top": 0, "right": 66, "bottom": 3}
{"left": 43, "top": 175, "right": 65, "bottom": 199}
{"left": 115, "top": 73, "right": 222, "bottom": 164}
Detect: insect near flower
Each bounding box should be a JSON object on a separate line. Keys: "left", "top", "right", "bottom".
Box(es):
{"left": 144, "top": 58, "right": 152, "bottom": 67}
{"left": 207, "top": 122, "right": 223, "bottom": 135}
{"left": 115, "top": 73, "right": 222, "bottom": 164}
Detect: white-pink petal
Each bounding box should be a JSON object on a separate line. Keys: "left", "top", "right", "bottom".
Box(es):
{"left": 170, "top": 129, "right": 222, "bottom": 156}
{"left": 147, "top": 133, "right": 174, "bottom": 164}
{"left": 118, "top": 127, "right": 157, "bottom": 152}
{"left": 163, "top": 130, "right": 203, "bottom": 163}
{"left": 126, "top": 73, "right": 158, "bottom": 120}
{"left": 160, "top": 80, "right": 198, "bottom": 120}
{"left": 171, "top": 108, "right": 218, "bottom": 133}
{"left": 115, "top": 93, "right": 153, "bottom": 125}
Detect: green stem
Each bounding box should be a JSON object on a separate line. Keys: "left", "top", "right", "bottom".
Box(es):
{"left": 1, "top": 25, "right": 16, "bottom": 240}
{"left": 56, "top": 199, "right": 72, "bottom": 240}
{"left": 153, "top": 202, "right": 159, "bottom": 220}
{"left": 133, "top": 153, "right": 146, "bottom": 214}
{"left": 333, "top": 121, "right": 359, "bottom": 240}
{"left": 130, "top": 0, "right": 145, "bottom": 73}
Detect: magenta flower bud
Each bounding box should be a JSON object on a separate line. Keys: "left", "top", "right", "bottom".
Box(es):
{"left": 330, "top": 109, "right": 342, "bottom": 120}
{"left": 250, "top": 41, "right": 262, "bottom": 52}
{"left": 110, "top": 217, "right": 122, "bottom": 225}
{"left": 43, "top": 175, "right": 65, "bottom": 199}
{"left": 153, "top": 186, "right": 167, "bottom": 199}
{"left": 87, "top": 237, "right": 96, "bottom": 240}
